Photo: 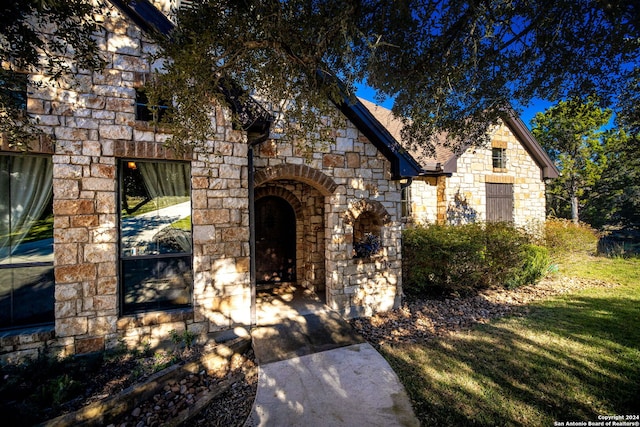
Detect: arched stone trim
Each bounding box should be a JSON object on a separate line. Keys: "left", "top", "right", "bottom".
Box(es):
{"left": 255, "top": 185, "right": 303, "bottom": 218}
{"left": 343, "top": 199, "right": 392, "bottom": 226}
{"left": 254, "top": 164, "right": 338, "bottom": 196}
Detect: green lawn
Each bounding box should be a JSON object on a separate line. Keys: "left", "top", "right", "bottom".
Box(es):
{"left": 122, "top": 196, "right": 190, "bottom": 217}
{"left": 384, "top": 255, "right": 640, "bottom": 426}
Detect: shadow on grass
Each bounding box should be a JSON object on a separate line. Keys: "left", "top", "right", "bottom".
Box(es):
{"left": 377, "top": 295, "right": 640, "bottom": 426}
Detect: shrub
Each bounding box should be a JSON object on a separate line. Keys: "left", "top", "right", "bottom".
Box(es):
{"left": 403, "top": 222, "right": 545, "bottom": 296}
{"left": 505, "top": 244, "right": 551, "bottom": 289}
{"left": 484, "top": 222, "right": 529, "bottom": 287}
{"left": 544, "top": 219, "right": 599, "bottom": 258}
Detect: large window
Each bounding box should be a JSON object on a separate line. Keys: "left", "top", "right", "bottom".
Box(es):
{"left": 0, "top": 155, "right": 54, "bottom": 329}
{"left": 119, "top": 160, "right": 192, "bottom": 314}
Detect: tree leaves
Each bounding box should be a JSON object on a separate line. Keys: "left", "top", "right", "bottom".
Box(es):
{"left": 2, "top": 0, "right": 638, "bottom": 153}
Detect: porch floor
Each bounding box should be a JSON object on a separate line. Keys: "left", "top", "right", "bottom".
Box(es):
{"left": 246, "top": 283, "right": 419, "bottom": 426}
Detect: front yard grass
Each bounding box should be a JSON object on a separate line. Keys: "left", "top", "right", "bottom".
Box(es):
{"left": 384, "top": 255, "right": 640, "bottom": 426}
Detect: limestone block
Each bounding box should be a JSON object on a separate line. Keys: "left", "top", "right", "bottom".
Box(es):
{"left": 54, "top": 126, "right": 89, "bottom": 141}
{"left": 96, "top": 275, "right": 117, "bottom": 295}
{"left": 95, "top": 192, "right": 116, "bottom": 215}
{"left": 92, "top": 83, "right": 133, "bottom": 98}
{"left": 107, "top": 34, "right": 140, "bottom": 55}
{"left": 55, "top": 264, "right": 96, "bottom": 284}
{"left": 336, "top": 137, "right": 354, "bottom": 152}
{"left": 75, "top": 336, "right": 104, "bottom": 354}
{"left": 92, "top": 109, "right": 115, "bottom": 120}
{"left": 222, "top": 227, "right": 249, "bottom": 242}
{"left": 94, "top": 261, "right": 115, "bottom": 278}
{"left": 70, "top": 215, "right": 99, "bottom": 228}
{"left": 54, "top": 227, "right": 90, "bottom": 244}
{"left": 55, "top": 243, "right": 78, "bottom": 265}
{"left": 54, "top": 284, "right": 82, "bottom": 302}
{"left": 82, "top": 177, "right": 113, "bottom": 192}
{"left": 79, "top": 141, "right": 101, "bottom": 156}
{"left": 69, "top": 117, "right": 99, "bottom": 130}
{"left": 35, "top": 115, "right": 61, "bottom": 126}
{"left": 88, "top": 316, "right": 117, "bottom": 336}
{"left": 53, "top": 215, "right": 70, "bottom": 230}
{"left": 223, "top": 197, "right": 248, "bottom": 209}
{"left": 54, "top": 200, "right": 95, "bottom": 215}
{"left": 55, "top": 300, "right": 77, "bottom": 318}
{"left": 53, "top": 179, "right": 80, "bottom": 199}
{"left": 219, "top": 164, "right": 241, "bottom": 179}
{"left": 193, "top": 225, "right": 216, "bottom": 243}
{"left": 99, "top": 124, "right": 132, "bottom": 140}
{"left": 84, "top": 243, "right": 116, "bottom": 263}
{"left": 323, "top": 154, "right": 344, "bottom": 168}
{"left": 92, "top": 295, "right": 117, "bottom": 311}
{"left": 111, "top": 53, "right": 147, "bottom": 72}
{"left": 193, "top": 209, "right": 230, "bottom": 224}
{"left": 56, "top": 316, "right": 88, "bottom": 337}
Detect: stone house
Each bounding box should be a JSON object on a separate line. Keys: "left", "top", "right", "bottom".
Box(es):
{"left": 0, "top": 0, "right": 422, "bottom": 361}
{"left": 0, "top": 0, "right": 556, "bottom": 363}
{"left": 359, "top": 99, "right": 559, "bottom": 229}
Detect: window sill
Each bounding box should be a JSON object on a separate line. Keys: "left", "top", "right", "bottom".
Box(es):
{"left": 0, "top": 323, "right": 55, "bottom": 344}
{"left": 493, "top": 167, "right": 507, "bottom": 173}
{"left": 133, "top": 120, "right": 173, "bottom": 132}
{"left": 117, "top": 307, "right": 193, "bottom": 330}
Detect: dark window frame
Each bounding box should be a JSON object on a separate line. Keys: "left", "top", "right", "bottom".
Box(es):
{"left": 118, "top": 159, "right": 193, "bottom": 315}
{"left": 0, "top": 72, "right": 28, "bottom": 112}
{"left": 0, "top": 153, "right": 54, "bottom": 330}
{"left": 135, "top": 89, "right": 170, "bottom": 122}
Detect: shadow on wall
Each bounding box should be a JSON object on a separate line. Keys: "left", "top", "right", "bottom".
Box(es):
{"left": 447, "top": 191, "right": 478, "bottom": 225}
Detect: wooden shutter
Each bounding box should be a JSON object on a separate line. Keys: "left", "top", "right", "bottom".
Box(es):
{"left": 486, "top": 183, "right": 513, "bottom": 222}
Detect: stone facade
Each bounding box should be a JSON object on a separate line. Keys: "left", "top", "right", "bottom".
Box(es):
{"left": 409, "top": 122, "right": 549, "bottom": 232}
{"left": 253, "top": 133, "right": 404, "bottom": 318}
{"left": 0, "top": 3, "right": 404, "bottom": 361}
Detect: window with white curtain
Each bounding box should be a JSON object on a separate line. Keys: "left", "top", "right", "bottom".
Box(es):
{"left": 119, "top": 159, "right": 192, "bottom": 314}
{"left": 0, "top": 154, "right": 54, "bottom": 329}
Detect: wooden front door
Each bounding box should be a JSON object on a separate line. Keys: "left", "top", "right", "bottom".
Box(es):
{"left": 486, "top": 183, "right": 514, "bottom": 222}
{"left": 255, "top": 196, "right": 296, "bottom": 285}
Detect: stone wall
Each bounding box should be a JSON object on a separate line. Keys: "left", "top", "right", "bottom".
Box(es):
{"left": 410, "top": 122, "right": 547, "bottom": 231}
{"left": 254, "top": 121, "right": 404, "bottom": 318}
{"left": 1, "top": 2, "right": 406, "bottom": 361}
{"left": 0, "top": 4, "right": 249, "bottom": 361}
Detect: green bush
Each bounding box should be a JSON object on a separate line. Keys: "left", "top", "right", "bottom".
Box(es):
{"left": 403, "top": 223, "right": 548, "bottom": 296}
{"left": 505, "top": 244, "right": 551, "bottom": 289}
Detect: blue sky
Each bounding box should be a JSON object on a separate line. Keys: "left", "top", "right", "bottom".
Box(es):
{"left": 355, "top": 84, "right": 554, "bottom": 130}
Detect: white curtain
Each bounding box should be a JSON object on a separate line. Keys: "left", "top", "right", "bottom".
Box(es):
{"left": 133, "top": 161, "right": 191, "bottom": 254}
{"left": 137, "top": 162, "right": 190, "bottom": 199}
{"left": 0, "top": 156, "right": 53, "bottom": 259}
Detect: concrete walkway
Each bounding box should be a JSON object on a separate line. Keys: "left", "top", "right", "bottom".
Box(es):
{"left": 244, "top": 285, "right": 419, "bottom": 427}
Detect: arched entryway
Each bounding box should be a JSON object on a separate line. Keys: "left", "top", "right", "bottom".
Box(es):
{"left": 252, "top": 164, "right": 337, "bottom": 324}
{"left": 255, "top": 196, "right": 296, "bottom": 286}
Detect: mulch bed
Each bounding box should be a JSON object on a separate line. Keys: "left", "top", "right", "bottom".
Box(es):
{"left": 350, "top": 275, "right": 617, "bottom": 346}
